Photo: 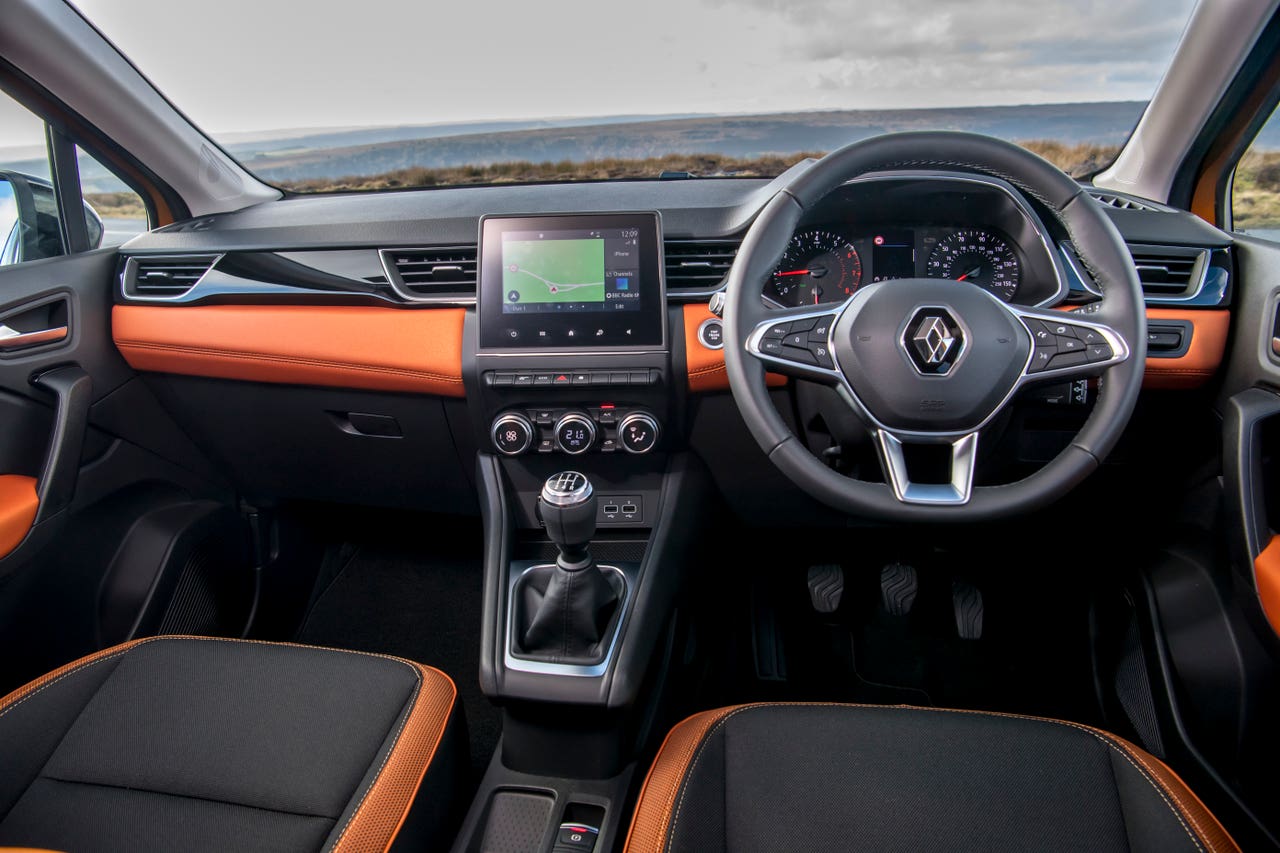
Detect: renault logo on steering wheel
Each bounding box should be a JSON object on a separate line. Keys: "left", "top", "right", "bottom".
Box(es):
{"left": 904, "top": 309, "right": 965, "bottom": 375}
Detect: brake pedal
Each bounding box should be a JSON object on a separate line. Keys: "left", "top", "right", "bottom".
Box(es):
{"left": 807, "top": 564, "right": 844, "bottom": 614}
{"left": 952, "top": 580, "right": 984, "bottom": 640}
{"left": 880, "top": 562, "right": 918, "bottom": 616}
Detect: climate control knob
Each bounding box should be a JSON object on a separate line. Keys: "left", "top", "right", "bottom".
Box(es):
{"left": 491, "top": 412, "right": 534, "bottom": 456}
{"left": 618, "top": 412, "right": 660, "bottom": 454}
{"left": 554, "top": 412, "right": 597, "bottom": 455}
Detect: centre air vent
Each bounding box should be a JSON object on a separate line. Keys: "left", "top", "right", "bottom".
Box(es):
{"left": 663, "top": 240, "right": 740, "bottom": 295}
{"left": 122, "top": 255, "right": 219, "bottom": 299}
{"left": 380, "top": 246, "right": 477, "bottom": 301}
{"left": 1127, "top": 244, "right": 1208, "bottom": 298}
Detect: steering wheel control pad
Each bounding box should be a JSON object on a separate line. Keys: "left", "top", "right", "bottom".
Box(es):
{"left": 1024, "top": 318, "right": 1114, "bottom": 373}
{"left": 834, "top": 279, "right": 1030, "bottom": 432}
{"left": 757, "top": 314, "right": 838, "bottom": 368}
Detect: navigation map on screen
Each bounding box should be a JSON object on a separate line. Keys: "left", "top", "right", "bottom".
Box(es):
{"left": 501, "top": 228, "right": 641, "bottom": 314}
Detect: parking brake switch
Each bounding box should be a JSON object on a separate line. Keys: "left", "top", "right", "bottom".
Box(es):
{"left": 554, "top": 822, "right": 600, "bottom": 852}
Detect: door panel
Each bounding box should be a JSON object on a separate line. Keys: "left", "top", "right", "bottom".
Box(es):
{"left": 0, "top": 247, "right": 231, "bottom": 686}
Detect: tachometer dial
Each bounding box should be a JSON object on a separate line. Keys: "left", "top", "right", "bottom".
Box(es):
{"left": 766, "top": 230, "right": 863, "bottom": 307}
{"left": 926, "top": 229, "right": 1021, "bottom": 302}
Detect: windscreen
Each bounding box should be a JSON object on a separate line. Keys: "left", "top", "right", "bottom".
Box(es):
{"left": 50, "top": 0, "right": 1198, "bottom": 191}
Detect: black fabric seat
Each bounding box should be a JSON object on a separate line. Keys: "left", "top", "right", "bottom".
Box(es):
{"left": 626, "top": 703, "right": 1238, "bottom": 853}
{"left": 0, "top": 636, "right": 465, "bottom": 853}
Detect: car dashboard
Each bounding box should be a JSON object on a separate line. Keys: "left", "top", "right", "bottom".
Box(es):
{"left": 107, "top": 167, "right": 1236, "bottom": 527}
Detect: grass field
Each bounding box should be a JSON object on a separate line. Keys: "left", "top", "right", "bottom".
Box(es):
{"left": 1232, "top": 149, "right": 1280, "bottom": 229}
{"left": 273, "top": 140, "right": 1127, "bottom": 192}
{"left": 84, "top": 191, "right": 147, "bottom": 220}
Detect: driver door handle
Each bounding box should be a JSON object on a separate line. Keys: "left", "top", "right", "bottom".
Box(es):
{"left": 0, "top": 323, "right": 68, "bottom": 351}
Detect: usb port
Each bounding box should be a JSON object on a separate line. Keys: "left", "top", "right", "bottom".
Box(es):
{"left": 620, "top": 504, "right": 638, "bottom": 515}
{"left": 602, "top": 504, "right": 620, "bottom": 515}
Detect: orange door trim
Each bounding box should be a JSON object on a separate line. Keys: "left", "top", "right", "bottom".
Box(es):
{"left": 0, "top": 475, "right": 39, "bottom": 560}
{"left": 1254, "top": 536, "right": 1280, "bottom": 638}
{"left": 683, "top": 304, "right": 786, "bottom": 393}
{"left": 113, "top": 305, "right": 466, "bottom": 397}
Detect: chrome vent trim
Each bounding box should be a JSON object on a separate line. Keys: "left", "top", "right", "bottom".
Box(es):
{"left": 1128, "top": 243, "right": 1210, "bottom": 300}
{"left": 121, "top": 255, "right": 220, "bottom": 300}
{"left": 663, "top": 239, "right": 740, "bottom": 298}
{"left": 379, "top": 246, "right": 477, "bottom": 304}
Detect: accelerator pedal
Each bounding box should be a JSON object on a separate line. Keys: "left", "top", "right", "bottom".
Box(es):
{"left": 952, "top": 580, "right": 984, "bottom": 640}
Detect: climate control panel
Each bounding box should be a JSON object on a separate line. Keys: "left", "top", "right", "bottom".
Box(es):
{"left": 490, "top": 407, "right": 661, "bottom": 456}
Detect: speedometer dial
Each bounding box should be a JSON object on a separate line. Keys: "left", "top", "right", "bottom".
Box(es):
{"left": 766, "top": 230, "right": 863, "bottom": 307}
{"left": 926, "top": 229, "right": 1021, "bottom": 302}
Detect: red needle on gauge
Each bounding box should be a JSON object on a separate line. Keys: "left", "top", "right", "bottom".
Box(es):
{"left": 776, "top": 269, "right": 810, "bottom": 277}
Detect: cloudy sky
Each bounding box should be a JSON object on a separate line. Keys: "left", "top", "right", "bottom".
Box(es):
{"left": 2, "top": 0, "right": 1195, "bottom": 148}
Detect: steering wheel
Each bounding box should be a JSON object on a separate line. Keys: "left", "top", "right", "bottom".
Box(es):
{"left": 723, "top": 132, "right": 1146, "bottom": 522}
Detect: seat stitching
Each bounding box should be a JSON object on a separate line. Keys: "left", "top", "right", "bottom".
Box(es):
{"left": 661, "top": 703, "right": 1208, "bottom": 853}
{"left": 0, "top": 649, "right": 131, "bottom": 722}
{"left": 325, "top": 667, "right": 424, "bottom": 851}
{"left": 38, "top": 774, "right": 339, "bottom": 821}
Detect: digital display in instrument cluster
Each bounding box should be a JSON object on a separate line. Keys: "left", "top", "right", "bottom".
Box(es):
{"left": 870, "top": 229, "right": 916, "bottom": 282}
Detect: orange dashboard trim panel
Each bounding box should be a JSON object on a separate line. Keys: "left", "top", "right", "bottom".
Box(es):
{"left": 0, "top": 475, "right": 39, "bottom": 560}
{"left": 113, "top": 305, "right": 466, "bottom": 397}
{"left": 683, "top": 304, "right": 786, "bottom": 393}
{"left": 1143, "top": 308, "right": 1230, "bottom": 390}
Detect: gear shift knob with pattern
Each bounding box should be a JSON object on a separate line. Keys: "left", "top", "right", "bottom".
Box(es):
{"left": 537, "top": 471, "right": 597, "bottom": 569}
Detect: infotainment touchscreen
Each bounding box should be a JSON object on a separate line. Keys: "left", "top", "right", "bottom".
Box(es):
{"left": 478, "top": 212, "right": 665, "bottom": 350}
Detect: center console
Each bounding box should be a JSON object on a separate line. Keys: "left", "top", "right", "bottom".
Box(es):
{"left": 455, "top": 212, "right": 710, "bottom": 853}
{"left": 473, "top": 212, "right": 674, "bottom": 531}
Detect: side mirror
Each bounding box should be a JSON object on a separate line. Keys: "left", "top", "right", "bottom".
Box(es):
{"left": 0, "top": 170, "right": 104, "bottom": 267}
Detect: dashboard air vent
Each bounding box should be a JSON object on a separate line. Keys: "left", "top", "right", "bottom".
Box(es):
{"left": 382, "top": 246, "right": 477, "bottom": 300}
{"left": 1088, "top": 189, "right": 1161, "bottom": 212}
{"left": 664, "top": 240, "right": 739, "bottom": 294}
{"left": 1127, "top": 244, "right": 1208, "bottom": 298}
{"left": 124, "top": 255, "right": 218, "bottom": 299}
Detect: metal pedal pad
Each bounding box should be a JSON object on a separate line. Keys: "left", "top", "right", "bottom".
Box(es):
{"left": 953, "top": 580, "right": 984, "bottom": 640}
{"left": 807, "top": 564, "right": 844, "bottom": 614}
{"left": 880, "top": 562, "right": 918, "bottom": 616}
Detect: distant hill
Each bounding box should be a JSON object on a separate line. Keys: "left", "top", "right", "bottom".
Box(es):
{"left": 243, "top": 102, "right": 1156, "bottom": 183}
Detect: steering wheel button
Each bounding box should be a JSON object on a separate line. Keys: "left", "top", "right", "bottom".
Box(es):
{"left": 783, "top": 345, "right": 818, "bottom": 365}
{"left": 761, "top": 337, "right": 784, "bottom": 353}
{"left": 1056, "top": 336, "right": 1085, "bottom": 353}
{"left": 809, "top": 342, "right": 835, "bottom": 368}
{"left": 1029, "top": 348, "right": 1056, "bottom": 373}
{"left": 785, "top": 333, "right": 808, "bottom": 348}
{"left": 1086, "top": 343, "right": 1114, "bottom": 363}
{"left": 1046, "top": 321, "right": 1075, "bottom": 338}
{"left": 1025, "top": 321, "right": 1054, "bottom": 343}
{"left": 1047, "top": 350, "right": 1088, "bottom": 370}
{"left": 788, "top": 318, "right": 818, "bottom": 333}
{"left": 766, "top": 324, "right": 789, "bottom": 339}
{"left": 810, "top": 320, "right": 833, "bottom": 338}
{"left": 1076, "top": 328, "right": 1104, "bottom": 345}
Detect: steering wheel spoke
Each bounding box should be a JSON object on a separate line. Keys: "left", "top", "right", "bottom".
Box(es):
{"left": 1011, "top": 307, "right": 1130, "bottom": 381}
{"left": 875, "top": 430, "right": 980, "bottom": 506}
{"left": 745, "top": 303, "right": 845, "bottom": 383}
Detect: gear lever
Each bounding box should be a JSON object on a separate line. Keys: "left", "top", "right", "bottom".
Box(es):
{"left": 539, "top": 471, "right": 598, "bottom": 570}
{"left": 517, "top": 472, "right": 622, "bottom": 660}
